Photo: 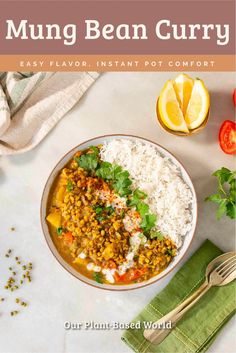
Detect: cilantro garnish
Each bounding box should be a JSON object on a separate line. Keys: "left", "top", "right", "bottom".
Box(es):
{"left": 136, "top": 202, "right": 149, "bottom": 217}
{"left": 128, "top": 188, "right": 157, "bottom": 234}
{"left": 66, "top": 180, "right": 73, "bottom": 192}
{"left": 94, "top": 205, "right": 114, "bottom": 222}
{"left": 75, "top": 147, "right": 99, "bottom": 172}
{"left": 105, "top": 205, "right": 114, "bottom": 214}
{"left": 56, "top": 227, "right": 63, "bottom": 235}
{"left": 113, "top": 171, "right": 132, "bottom": 197}
{"left": 140, "top": 214, "right": 157, "bottom": 233}
{"left": 96, "top": 162, "right": 132, "bottom": 197}
{"left": 93, "top": 272, "right": 103, "bottom": 284}
{"left": 94, "top": 206, "right": 103, "bottom": 215}
{"left": 96, "top": 162, "right": 122, "bottom": 180}
{"left": 97, "top": 216, "right": 106, "bottom": 222}
{"left": 89, "top": 146, "right": 99, "bottom": 156}
{"left": 56, "top": 227, "right": 67, "bottom": 235}
{"left": 150, "top": 230, "right": 164, "bottom": 240}
{"left": 205, "top": 167, "right": 236, "bottom": 220}
{"left": 129, "top": 189, "right": 147, "bottom": 206}
{"left": 166, "top": 249, "right": 174, "bottom": 256}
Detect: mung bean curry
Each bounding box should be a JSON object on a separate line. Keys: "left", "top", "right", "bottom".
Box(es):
{"left": 46, "top": 146, "right": 176, "bottom": 285}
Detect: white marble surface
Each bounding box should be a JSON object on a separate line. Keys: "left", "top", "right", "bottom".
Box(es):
{"left": 0, "top": 72, "right": 235, "bottom": 353}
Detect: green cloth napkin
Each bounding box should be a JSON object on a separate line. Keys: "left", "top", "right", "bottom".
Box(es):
{"left": 122, "top": 240, "right": 236, "bottom": 353}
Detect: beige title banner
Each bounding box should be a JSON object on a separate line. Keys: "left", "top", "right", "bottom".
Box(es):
{"left": 0, "top": 55, "right": 234, "bottom": 71}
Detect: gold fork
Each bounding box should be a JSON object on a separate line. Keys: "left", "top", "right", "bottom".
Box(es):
{"left": 144, "top": 252, "right": 236, "bottom": 344}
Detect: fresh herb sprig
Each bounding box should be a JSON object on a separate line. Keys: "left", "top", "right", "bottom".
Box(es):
{"left": 76, "top": 149, "right": 132, "bottom": 197}
{"left": 150, "top": 230, "right": 164, "bottom": 240}
{"left": 75, "top": 146, "right": 99, "bottom": 172}
{"left": 205, "top": 167, "right": 236, "bottom": 220}
{"left": 56, "top": 227, "right": 67, "bottom": 235}
{"left": 96, "top": 162, "right": 132, "bottom": 197}
{"left": 128, "top": 189, "right": 157, "bottom": 234}
{"left": 93, "top": 205, "right": 115, "bottom": 222}
{"left": 66, "top": 180, "right": 73, "bottom": 192}
{"left": 93, "top": 272, "right": 103, "bottom": 284}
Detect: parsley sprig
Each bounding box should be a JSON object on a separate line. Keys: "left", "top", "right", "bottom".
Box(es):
{"left": 205, "top": 167, "right": 236, "bottom": 220}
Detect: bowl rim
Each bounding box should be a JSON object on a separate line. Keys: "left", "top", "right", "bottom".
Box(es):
{"left": 40, "top": 133, "right": 198, "bottom": 291}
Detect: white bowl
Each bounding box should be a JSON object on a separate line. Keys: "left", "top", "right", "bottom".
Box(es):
{"left": 41, "top": 134, "right": 197, "bottom": 291}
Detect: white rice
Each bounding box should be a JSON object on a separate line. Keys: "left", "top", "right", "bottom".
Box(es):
{"left": 100, "top": 139, "right": 193, "bottom": 248}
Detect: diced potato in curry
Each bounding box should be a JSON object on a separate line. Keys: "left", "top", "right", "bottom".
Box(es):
{"left": 46, "top": 211, "right": 62, "bottom": 228}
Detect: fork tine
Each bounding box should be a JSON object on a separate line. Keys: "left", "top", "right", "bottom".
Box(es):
{"left": 221, "top": 263, "right": 236, "bottom": 279}
{"left": 218, "top": 257, "right": 236, "bottom": 276}
{"left": 215, "top": 254, "right": 236, "bottom": 273}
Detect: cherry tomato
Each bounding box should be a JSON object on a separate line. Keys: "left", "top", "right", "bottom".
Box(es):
{"left": 233, "top": 89, "right": 236, "bottom": 107}
{"left": 219, "top": 120, "right": 236, "bottom": 154}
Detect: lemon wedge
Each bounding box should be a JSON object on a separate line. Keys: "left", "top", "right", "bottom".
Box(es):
{"left": 185, "top": 79, "right": 210, "bottom": 130}
{"left": 158, "top": 80, "right": 189, "bottom": 133}
{"left": 173, "top": 74, "right": 194, "bottom": 116}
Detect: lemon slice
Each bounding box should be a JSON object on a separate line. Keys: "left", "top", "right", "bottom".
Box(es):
{"left": 158, "top": 80, "right": 189, "bottom": 133}
{"left": 173, "top": 74, "right": 194, "bottom": 116}
{"left": 185, "top": 79, "right": 210, "bottom": 130}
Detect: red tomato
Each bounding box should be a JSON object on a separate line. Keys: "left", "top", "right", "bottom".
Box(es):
{"left": 116, "top": 268, "right": 146, "bottom": 283}
{"left": 64, "top": 232, "right": 74, "bottom": 244}
{"left": 219, "top": 120, "right": 236, "bottom": 154}
{"left": 233, "top": 89, "right": 236, "bottom": 107}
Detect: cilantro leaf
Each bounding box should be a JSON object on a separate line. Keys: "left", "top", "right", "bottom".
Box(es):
{"left": 213, "top": 167, "right": 235, "bottom": 185}
{"left": 133, "top": 189, "right": 147, "bottom": 200}
{"left": 105, "top": 205, "right": 114, "bottom": 214}
{"left": 96, "top": 162, "right": 114, "bottom": 179}
{"left": 113, "top": 172, "right": 132, "bottom": 197}
{"left": 205, "top": 194, "right": 222, "bottom": 204}
{"left": 141, "top": 214, "right": 157, "bottom": 233}
{"left": 136, "top": 202, "right": 149, "bottom": 217}
{"left": 75, "top": 148, "right": 99, "bottom": 172}
{"left": 89, "top": 146, "right": 99, "bottom": 156}
{"left": 226, "top": 202, "right": 236, "bottom": 219}
{"left": 94, "top": 206, "right": 103, "bottom": 215}
{"left": 97, "top": 216, "right": 106, "bottom": 222}
{"left": 57, "top": 227, "right": 63, "bottom": 235}
{"left": 150, "top": 230, "right": 164, "bottom": 240}
{"left": 129, "top": 189, "right": 147, "bottom": 207}
{"left": 229, "top": 179, "right": 236, "bottom": 202}
{"left": 128, "top": 188, "right": 157, "bottom": 235}
{"left": 96, "top": 162, "right": 132, "bottom": 197}
{"left": 93, "top": 272, "right": 103, "bottom": 284}
{"left": 67, "top": 180, "right": 73, "bottom": 192}
{"left": 57, "top": 227, "right": 67, "bottom": 235}
{"left": 166, "top": 249, "right": 174, "bottom": 256}
{"left": 96, "top": 162, "right": 122, "bottom": 180}
{"left": 205, "top": 167, "right": 236, "bottom": 220}
{"left": 216, "top": 199, "right": 227, "bottom": 220}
